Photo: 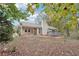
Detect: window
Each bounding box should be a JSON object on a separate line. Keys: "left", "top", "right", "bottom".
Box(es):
{"left": 25, "top": 29, "right": 27, "bottom": 32}
{"left": 28, "top": 29, "right": 30, "bottom": 32}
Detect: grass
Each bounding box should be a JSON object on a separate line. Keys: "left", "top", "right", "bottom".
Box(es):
{"left": 0, "top": 34, "right": 79, "bottom": 56}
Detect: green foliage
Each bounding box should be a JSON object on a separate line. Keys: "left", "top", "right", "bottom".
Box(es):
{"left": 44, "top": 3, "right": 77, "bottom": 34}
{"left": 27, "top": 4, "right": 35, "bottom": 14}
{"left": 35, "top": 3, "right": 40, "bottom": 8}
{"left": 27, "top": 3, "right": 40, "bottom": 14}
{"left": 0, "top": 17, "right": 13, "bottom": 43}
{"left": 0, "top": 3, "right": 28, "bottom": 20}
{"left": 0, "top": 3, "right": 37, "bottom": 43}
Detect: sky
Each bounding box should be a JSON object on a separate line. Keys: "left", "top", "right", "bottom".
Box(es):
{"left": 15, "top": 3, "right": 45, "bottom": 23}
{"left": 13, "top": 3, "right": 45, "bottom": 26}
{"left": 27, "top": 4, "right": 45, "bottom": 23}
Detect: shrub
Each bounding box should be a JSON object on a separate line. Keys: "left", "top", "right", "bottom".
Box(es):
{"left": 0, "top": 17, "right": 14, "bottom": 43}
{"left": 70, "top": 31, "right": 79, "bottom": 40}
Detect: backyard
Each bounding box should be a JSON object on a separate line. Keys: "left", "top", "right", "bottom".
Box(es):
{"left": 0, "top": 34, "right": 79, "bottom": 56}
{"left": 0, "top": 3, "right": 79, "bottom": 56}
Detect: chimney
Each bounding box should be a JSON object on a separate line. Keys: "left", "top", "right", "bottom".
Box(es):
{"left": 41, "top": 19, "right": 48, "bottom": 35}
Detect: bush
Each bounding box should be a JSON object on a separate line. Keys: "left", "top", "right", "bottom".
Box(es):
{"left": 0, "top": 17, "right": 14, "bottom": 43}
{"left": 70, "top": 31, "right": 79, "bottom": 40}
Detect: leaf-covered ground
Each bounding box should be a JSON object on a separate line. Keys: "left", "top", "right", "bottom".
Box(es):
{"left": 0, "top": 34, "right": 79, "bottom": 56}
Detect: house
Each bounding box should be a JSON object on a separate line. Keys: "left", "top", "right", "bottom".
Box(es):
{"left": 19, "top": 19, "right": 57, "bottom": 36}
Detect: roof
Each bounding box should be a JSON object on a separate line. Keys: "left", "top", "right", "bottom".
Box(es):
{"left": 21, "top": 22, "right": 41, "bottom": 28}
{"left": 20, "top": 22, "right": 56, "bottom": 30}
{"left": 48, "top": 26, "right": 57, "bottom": 30}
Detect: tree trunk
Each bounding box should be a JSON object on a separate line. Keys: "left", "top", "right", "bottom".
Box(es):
{"left": 66, "top": 28, "right": 70, "bottom": 37}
